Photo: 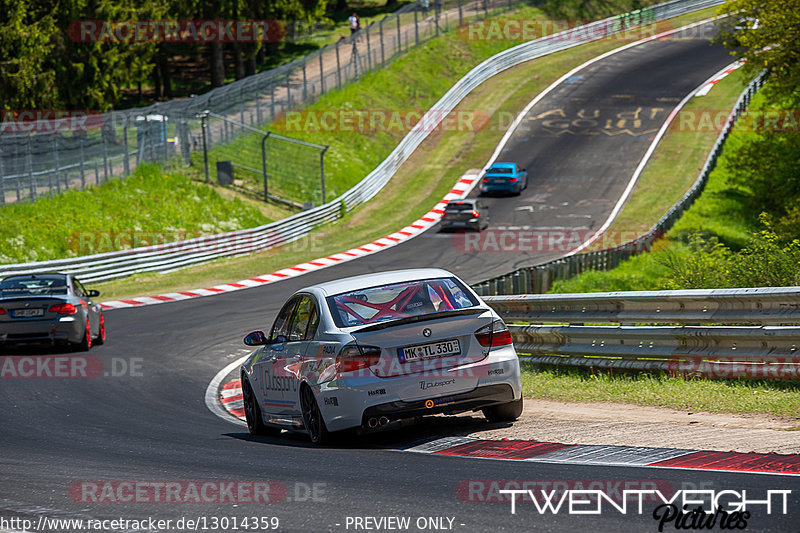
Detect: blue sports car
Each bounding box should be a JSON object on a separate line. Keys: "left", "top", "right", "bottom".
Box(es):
{"left": 479, "top": 162, "right": 529, "bottom": 195}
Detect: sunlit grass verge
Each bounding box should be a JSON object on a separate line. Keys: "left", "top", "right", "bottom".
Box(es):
{"left": 0, "top": 165, "right": 281, "bottom": 264}
{"left": 521, "top": 364, "right": 800, "bottom": 418}
{"left": 94, "top": 7, "right": 720, "bottom": 301}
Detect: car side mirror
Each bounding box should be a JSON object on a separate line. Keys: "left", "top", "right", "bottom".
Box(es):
{"left": 243, "top": 330, "right": 268, "bottom": 346}
{"left": 88, "top": 289, "right": 100, "bottom": 297}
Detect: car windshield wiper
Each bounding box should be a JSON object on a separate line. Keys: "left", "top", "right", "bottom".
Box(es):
{"left": 353, "top": 307, "right": 485, "bottom": 333}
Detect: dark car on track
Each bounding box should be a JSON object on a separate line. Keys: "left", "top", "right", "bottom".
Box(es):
{"left": 0, "top": 273, "right": 105, "bottom": 350}
{"left": 439, "top": 199, "right": 489, "bottom": 232}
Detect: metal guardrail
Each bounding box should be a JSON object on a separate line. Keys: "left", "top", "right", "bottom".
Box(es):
{"left": 485, "top": 288, "right": 800, "bottom": 379}
{"left": 0, "top": 0, "right": 722, "bottom": 283}
{"left": 473, "top": 69, "right": 767, "bottom": 297}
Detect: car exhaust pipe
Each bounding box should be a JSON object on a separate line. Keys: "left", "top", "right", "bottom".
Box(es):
{"left": 378, "top": 416, "right": 389, "bottom": 426}
{"left": 367, "top": 417, "right": 379, "bottom": 428}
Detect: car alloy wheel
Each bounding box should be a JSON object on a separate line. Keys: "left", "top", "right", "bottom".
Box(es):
{"left": 300, "top": 385, "right": 328, "bottom": 445}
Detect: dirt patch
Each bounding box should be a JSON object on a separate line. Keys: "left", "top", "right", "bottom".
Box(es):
{"left": 439, "top": 400, "right": 800, "bottom": 454}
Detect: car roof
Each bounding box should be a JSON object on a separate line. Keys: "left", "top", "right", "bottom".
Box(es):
{"left": 446, "top": 199, "right": 477, "bottom": 207}
{"left": 1, "top": 273, "right": 68, "bottom": 282}
{"left": 303, "top": 268, "right": 457, "bottom": 296}
{"left": 488, "top": 162, "right": 516, "bottom": 169}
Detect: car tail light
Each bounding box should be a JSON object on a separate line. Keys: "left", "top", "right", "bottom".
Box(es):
{"left": 482, "top": 178, "right": 489, "bottom": 183}
{"left": 509, "top": 177, "right": 518, "bottom": 183}
{"left": 49, "top": 303, "right": 77, "bottom": 315}
{"left": 337, "top": 344, "right": 382, "bottom": 372}
{"left": 0, "top": 307, "right": 5, "bottom": 315}
{"left": 471, "top": 210, "right": 480, "bottom": 218}
{"left": 475, "top": 320, "right": 513, "bottom": 348}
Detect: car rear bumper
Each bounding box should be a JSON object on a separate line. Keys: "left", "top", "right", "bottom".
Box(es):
{"left": 361, "top": 383, "right": 515, "bottom": 423}
{"left": 0, "top": 316, "right": 83, "bottom": 345}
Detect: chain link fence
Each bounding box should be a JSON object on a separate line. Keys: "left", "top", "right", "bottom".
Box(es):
{"left": 472, "top": 71, "right": 767, "bottom": 296}
{"left": 0, "top": 0, "right": 521, "bottom": 206}
{"left": 198, "top": 112, "right": 328, "bottom": 208}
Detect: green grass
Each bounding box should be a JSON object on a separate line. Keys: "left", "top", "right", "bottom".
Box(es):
{"left": 0, "top": 165, "right": 279, "bottom": 263}
{"left": 521, "top": 365, "right": 800, "bottom": 418}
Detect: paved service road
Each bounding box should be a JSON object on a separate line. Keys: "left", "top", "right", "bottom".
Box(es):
{"left": 2, "top": 21, "right": 797, "bottom": 533}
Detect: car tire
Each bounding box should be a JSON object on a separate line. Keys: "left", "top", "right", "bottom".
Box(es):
{"left": 94, "top": 315, "right": 106, "bottom": 345}
{"left": 300, "top": 384, "right": 329, "bottom": 445}
{"left": 76, "top": 318, "right": 92, "bottom": 351}
{"left": 242, "top": 375, "right": 278, "bottom": 436}
{"left": 482, "top": 398, "right": 523, "bottom": 423}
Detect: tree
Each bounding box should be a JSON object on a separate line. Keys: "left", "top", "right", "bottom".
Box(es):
{"left": 718, "top": 0, "right": 800, "bottom": 102}
{"left": 0, "top": 0, "right": 59, "bottom": 109}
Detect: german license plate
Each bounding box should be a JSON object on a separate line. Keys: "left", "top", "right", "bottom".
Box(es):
{"left": 398, "top": 339, "right": 460, "bottom": 363}
{"left": 12, "top": 308, "right": 44, "bottom": 318}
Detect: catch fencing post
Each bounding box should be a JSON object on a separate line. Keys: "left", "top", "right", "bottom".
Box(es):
{"left": 123, "top": 118, "right": 130, "bottom": 175}
{"left": 286, "top": 69, "right": 292, "bottom": 110}
{"left": 26, "top": 142, "right": 35, "bottom": 200}
{"left": 102, "top": 133, "right": 109, "bottom": 182}
{"left": 335, "top": 40, "right": 342, "bottom": 87}
{"left": 260, "top": 132, "right": 272, "bottom": 201}
{"left": 458, "top": 0, "right": 463, "bottom": 25}
{"left": 52, "top": 134, "right": 60, "bottom": 194}
{"left": 379, "top": 19, "right": 385, "bottom": 66}
{"left": 78, "top": 136, "right": 86, "bottom": 187}
{"left": 302, "top": 57, "right": 308, "bottom": 102}
{"left": 396, "top": 15, "right": 402, "bottom": 53}
{"left": 366, "top": 23, "right": 373, "bottom": 70}
{"left": 319, "top": 46, "right": 326, "bottom": 93}
{"left": 414, "top": 9, "right": 419, "bottom": 45}
{"left": 0, "top": 147, "right": 5, "bottom": 205}
{"left": 320, "top": 145, "right": 329, "bottom": 205}
{"left": 270, "top": 78, "right": 276, "bottom": 120}
{"left": 200, "top": 111, "right": 210, "bottom": 183}
{"left": 352, "top": 40, "right": 359, "bottom": 81}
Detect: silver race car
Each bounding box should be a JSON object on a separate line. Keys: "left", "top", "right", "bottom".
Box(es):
{"left": 240, "top": 268, "right": 522, "bottom": 443}
{"left": 0, "top": 273, "right": 106, "bottom": 350}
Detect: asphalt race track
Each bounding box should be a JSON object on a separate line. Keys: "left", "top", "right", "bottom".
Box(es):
{"left": 2, "top": 21, "right": 798, "bottom": 533}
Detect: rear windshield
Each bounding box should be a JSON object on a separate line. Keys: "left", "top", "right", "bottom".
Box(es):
{"left": 327, "top": 277, "right": 478, "bottom": 327}
{"left": 444, "top": 202, "right": 475, "bottom": 212}
{"left": 487, "top": 167, "right": 514, "bottom": 174}
{"left": 0, "top": 276, "right": 68, "bottom": 296}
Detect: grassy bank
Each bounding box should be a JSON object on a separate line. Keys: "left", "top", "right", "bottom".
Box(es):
{"left": 0, "top": 166, "right": 284, "bottom": 264}
{"left": 521, "top": 365, "right": 800, "bottom": 418}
